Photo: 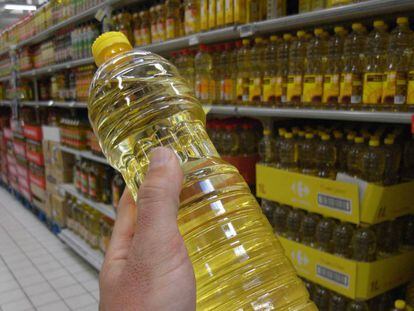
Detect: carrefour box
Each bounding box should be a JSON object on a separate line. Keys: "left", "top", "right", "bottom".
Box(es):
{"left": 256, "top": 165, "right": 414, "bottom": 225}
{"left": 279, "top": 237, "right": 414, "bottom": 300}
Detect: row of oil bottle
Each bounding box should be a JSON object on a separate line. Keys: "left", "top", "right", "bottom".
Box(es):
{"left": 302, "top": 277, "right": 414, "bottom": 311}
{"left": 65, "top": 194, "right": 114, "bottom": 254}
{"left": 73, "top": 159, "right": 126, "bottom": 207}
{"left": 171, "top": 17, "right": 414, "bottom": 109}
{"left": 257, "top": 124, "right": 414, "bottom": 185}
{"left": 260, "top": 199, "right": 414, "bottom": 261}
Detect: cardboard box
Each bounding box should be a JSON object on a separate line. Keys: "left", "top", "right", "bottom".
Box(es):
{"left": 23, "top": 125, "right": 42, "bottom": 141}
{"left": 52, "top": 167, "right": 73, "bottom": 184}
{"left": 46, "top": 178, "right": 60, "bottom": 196}
{"left": 279, "top": 237, "right": 414, "bottom": 300}
{"left": 51, "top": 193, "right": 66, "bottom": 227}
{"left": 30, "top": 182, "right": 46, "bottom": 201}
{"left": 48, "top": 141, "right": 75, "bottom": 170}
{"left": 256, "top": 165, "right": 414, "bottom": 225}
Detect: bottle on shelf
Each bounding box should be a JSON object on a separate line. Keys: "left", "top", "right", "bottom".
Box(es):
{"left": 316, "top": 134, "right": 337, "bottom": 179}
{"left": 258, "top": 128, "right": 276, "bottom": 165}
{"left": 298, "top": 0, "right": 311, "bottom": 13}
{"left": 347, "top": 136, "right": 365, "bottom": 178}
{"left": 262, "top": 35, "right": 279, "bottom": 106}
{"left": 315, "top": 218, "right": 336, "bottom": 252}
{"left": 346, "top": 300, "right": 369, "bottom": 311}
{"left": 332, "top": 222, "right": 354, "bottom": 258}
{"left": 276, "top": 33, "right": 292, "bottom": 105}
{"left": 260, "top": 199, "right": 275, "bottom": 222}
{"left": 360, "top": 137, "right": 386, "bottom": 184}
{"left": 165, "top": 0, "right": 181, "bottom": 40}
{"left": 278, "top": 132, "right": 298, "bottom": 171}
{"left": 249, "top": 37, "right": 264, "bottom": 105}
{"left": 236, "top": 39, "right": 251, "bottom": 105}
{"left": 272, "top": 203, "right": 291, "bottom": 236}
{"left": 374, "top": 220, "right": 399, "bottom": 258}
{"left": 80, "top": 160, "right": 90, "bottom": 198}
{"left": 351, "top": 227, "right": 377, "bottom": 262}
{"left": 313, "top": 285, "right": 331, "bottom": 311}
{"left": 285, "top": 209, "right": 305, "bottom": 242}
{"left": 184, "top": 0, "right": 200, "bottom": 34}
{"left": 300, "top": 213, "right": 320, "bottom": 247}
{"left": 139, "top": 10, "right": 152, "bottom": 45}
{"left": 220, "top": 43, "right": 236, "bottom": 104}
{"left": 195, "top": 44, "right": 214, "bottom": 104}
{"left": 150, "top": 6, "right": 159, "bottom": 43}
{"left": 287, "top": 31, "right": 308, "bottom": 106}
{"left": 298, "top": 133, "right": 317, "bottom": 175}
{"left": 329, "top": 292, "right": 349, "bottom": 311}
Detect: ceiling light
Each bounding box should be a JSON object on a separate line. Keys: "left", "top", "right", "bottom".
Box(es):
{"left": 4, "top": 4, "right": 37, "bottom": 11}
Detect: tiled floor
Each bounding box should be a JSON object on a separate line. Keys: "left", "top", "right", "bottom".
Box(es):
{"left": 0, "top": 188, "right": 100, "bottom": 311}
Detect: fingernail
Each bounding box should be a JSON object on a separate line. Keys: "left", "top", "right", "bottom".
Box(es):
{"left": 148, "top": 147, "right": 172, "bottom": 170}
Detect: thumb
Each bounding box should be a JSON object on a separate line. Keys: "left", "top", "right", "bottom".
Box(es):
{"left": 128, "top": 147, "right": 184, "bottom": 262}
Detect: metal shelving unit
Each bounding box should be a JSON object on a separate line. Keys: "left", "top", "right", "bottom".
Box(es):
{"left": 0, "top": 75, "right": 11, "bottom": 82}
{"left": 19, "top": 58, "right": 94, "bottom": 78}
{"left": 60, "top": 145, "right": 108, "bottom": 165}
{"left": 59, "top": 183, "right": 116, "bottom": 220}
{"left": 58, "top": 229, "right": 104, "bottom": 270}
{"left": 205, "top": 105, "right": 414, "bottom": 124}
{"left": 20, "top": 100, "right": 87, "bottom": 108}
{"left": 0, "top": 100, "right": 11, "bottom": 107}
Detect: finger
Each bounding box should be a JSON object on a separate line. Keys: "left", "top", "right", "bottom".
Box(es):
{"left": 105, "top": 187, "right": 137, "bottom": 263}
{"left": 128, "top": 147, "right": 183, "bottom": 261}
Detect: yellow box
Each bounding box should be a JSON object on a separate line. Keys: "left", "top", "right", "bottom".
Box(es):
{"left": 51, "top": 193, "right": 66, "bottom": 227}
{"left": 256, "top": 165, "right": 414, "bottom": 225}
{"left": 279, "top": 237, "right": 414, "bottom": 300}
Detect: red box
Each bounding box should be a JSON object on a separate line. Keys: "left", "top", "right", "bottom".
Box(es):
{"left": 16, "top": 164, "right": 29, "bottom": 179}
{"left": 13, "top": 141, "right": 26, "bottom": 157}
{"left": 19, "top": 175, "right": 30, "bottom": 189}
{"left": 8, "top": 164, "right": 17, "bottom": 176}
{"left": 23, "top": 125, "right": 43, "bottom": 141}
{"left": 6, "top": 154, "right": 15, "bottom": 165}
{"left": 19, "top": 186, "right": 32, "bottom": 201}
{"left": 29, "top": 172, "right": 46, "bottom": 189}
{"left": 26, "top": 149, "right": 44, "bottom": 166}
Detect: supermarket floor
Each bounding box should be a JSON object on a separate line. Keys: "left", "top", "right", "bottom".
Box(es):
{"left": 0, "top": 187, "right": 100, "bottom": 311}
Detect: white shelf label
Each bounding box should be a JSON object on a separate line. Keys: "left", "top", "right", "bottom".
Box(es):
{"left": 188, "top": 35, "right": 199, "bottom": 46}
{"left": 95, "top": 9, "right": 106, "bottom": 22}
{"left": 239, "top": 24, "right": 255, "bottom": 37}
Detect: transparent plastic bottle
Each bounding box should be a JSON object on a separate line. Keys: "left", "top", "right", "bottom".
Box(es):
{"left": 311, "top": 0, "right": 325, "bottom": 11}
{"left": 279, "top": 132, "right": 298, "bottom": 171}
{"left": 220, "top": 43, "right": 235, "bottom": 104}
{"left": 332, "top": 222, "right": 354, "bottom": 258}
{"left": 362, "top": 20, "right": 389, "bottom": 108}
{"left": 360, "top": 137, "right": 386, "bottom": 183}
{"left": 221, "top": 123, "right": 240, "bottom": 156}
{"left": 340, "top": 23, "right": 367, "bottom": 108}
{"left": 315, "top": 218, "right": 336, "bottom": 252}
{"left": 165, "top": 0, "right": 181, "bottom": 40}
{"left": 382, "top": 17, "right": 413, "bottom": 109}
{"left": 329, "top": 293, "right": 349, "bottom": 311}
{"left": 346, "top": 300, "right": 369, "bottom": 311}
{"left": 338, "top": 132, "right": 355, "bottom": 173}
{"left": 274, "top": 128, "right": 287, "bottom": 167}
{"left": 149, "top": 6, "right": 159, "bottom": 43}
{"left": 273, "top": 204, "right": 292, "bottom": 236}
{"left": 287, "top": 31, "right": 308, "bottom": 106}
{"left": 374, "top": 220, "right": 399, "bottom": 258}
{"left": 351, "top": 227, "right": 377, "bottom": 262}
{"left": 383, "top": 136, "right": 401, "bottom": 185}
{"left": 277, "top": 34, "right": 292, "bottom": 105}
{"left": 261, "top": 199, "right": 276, "bottom": 223}
{"left": 298, "top": 133, "right": 317, "bottom": 176}
{"left": 323, "top": 26, "right": 347, "bottom": 107}
{"left": 300, "top": 213, "right": 320, "bottom": 247}
{"left": 195, "top": 44, "right": 214, "bottom": 104}
{"left": 249, "top": 37, "right": 264, "bottom": 105}
{"left": 303, "top": 28, "right": 327, "bottom": 106}
{"left": 236, "top": 39, "right": 251, "bottom": 105}
{"left": 258, "top": 128, "right": 276, "bottom": 165}
{"left": 298, "top": 0, "right": 311, "bottom": 13}
{"left": 285, "top": 209, "right": 305, "bottom": 242}
{"left": 347, "top": 136, "right": 364, "bottom": 178}
{"left": 139, "top": 10, "right": 152, "bottom": 45}
{"left": 184, "top": 0, "right": 200, "bottom": 35}
{"left": 262, "top": 35, "right": 279, "bottom": 106}
{"left": 408, "top": 38, "right": 414, "bottom": 109}
{"left": 239, "top": 121, "right": 257, "bottom": 155}
{"left": 327, "top": 0, "right": 352, "bottom": 7}
{"left": 313, "top": 285, "right": 330, "bottom": 311}
{"left": 401, "top": 215, "right": 414, "bottom": 250}
{"left": 90, "top": 33, "right": 316, "bottom": 310}
{"left": 316, "top": 134, "right": 337, "bottom": 179}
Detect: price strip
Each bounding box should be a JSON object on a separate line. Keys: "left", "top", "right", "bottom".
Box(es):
{"left": 238, "top": 24, "right": 256, "bottom": 38}
{"left": 188, "top": 35, "right": 199, "bottom": 46}
{"left": 95, "top": 8, "right": 106, "bottom": 22}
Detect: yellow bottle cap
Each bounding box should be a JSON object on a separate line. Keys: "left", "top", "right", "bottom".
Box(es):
{"left": 347, "top": 133, "right": 355, "bottom": 141}
{"left": 384, "top": 137, "right": 394, "bottom": 145}
{"left": 352, "top": 23, "right": 363, "bottom": 31}
{"left": 334, "top": 132, "right": 343, "bottom": 139}
{"left": 298, "top": 130, "right": 305, "bottom": 137}
{"left": 263, "top": 129, "right": 271, "bottom": 135}
{"left": 305, "top": 133, "right": 314, "bottom": 139}
{"left": 334, "top": 26, "right": 345, "bottom": 34}
{"left": 297, "top": 30, "right": 306, "bottom": 38}
{"left": 242, "top": 38, "right": 250, "bottom": 45}
{"left": 254, "top": 37, "right": 263, "bottom": 44}
{"left": 395, "top": 300, "right": 406, "bottom": 309}
{"left": 369, "top": 139, "right": 380, "bottom": 147}
{"left": 314, "top": 28, "right": 324, "bottom": 36}
{"left": 322, "top": 134, "right": 330, "bottom": 141}
{"left": 270, "top": 35, "right": 279, "bottom": 42}
{"left": 397, "top": 17, "right": 409, "bottom": 25}
{"left": 355, "top": 137, "right": 364, "bottom": 143}
{"left": 283, "top": 33, "right": 292, "bottom": 41}
{"left": 285, "top": 132, "right": 293, "bottom": 139}
{"left": 92, "top": 31, "right": 133, "bottom": 66}
{"left": 373, "top": 20, "right": 385, "bottom": 28}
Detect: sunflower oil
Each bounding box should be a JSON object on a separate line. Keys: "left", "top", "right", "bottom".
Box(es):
{"left": 89, "top": 32, "right": 316, "bottom": 311}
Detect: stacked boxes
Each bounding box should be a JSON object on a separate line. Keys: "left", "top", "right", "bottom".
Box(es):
{"left": 12, "top": 121, "right": 31, "bottom": 201}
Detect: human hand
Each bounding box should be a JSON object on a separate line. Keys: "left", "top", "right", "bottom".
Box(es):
{"left": 99, "top": 147, "right": 196, "bottom": 311}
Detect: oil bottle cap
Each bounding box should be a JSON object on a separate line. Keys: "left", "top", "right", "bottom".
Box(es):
{"left": 297, "top": 30, "right": 306, "bottom": 38}
{"left": 263, "top": 129, "right": 271, "bottom": 135}
{"left": 355, "top": 137, "right": 364, "bottom": 143}
{"left": 242, "top": 39, "right": 250, "bottom": 45}
{"left": 347, "top": 133, "right": 355, "bottom": 141}
{"left": 292, "top": 127, "right": 300, "bottom": 134}
{"left": 298, "top": 130, "right": 305, "bottom": 137}
{"left": 321, "top": 134, "right": 330, "bottom": 141}
{"left": 283, "top": 33, "right": 292, "bottom": 41}
{"left": 279, "top": 128, "right": 286, "bottom": 135}
{"left": 396, "top": 17, "right": 409, "bottom": 25}
{"left": 395, "top": 300, "right": 406, "bottom": 309}
{"left": 92, "top": 31, "right": 133, "bottom": 67}
{"left": 334, "top": 26, "right": 345, "bottom": 34}
{"left": 352, "top": 23, "right": 363, "bottom": 31}
{"left": 334, "top": 132, "right": 343, "bottom": 139}
{"left": 369, "top": 139, "right": 380, "bottom": 147}
{"left": 314, "top": 28, "right": 324, "bottom": 36}
{"left": 305, "top": 133, "right": 314, "bottom": 139}
{"left": 373, "top": 20, "right": 385, "bottom": 28}
{"left": 270, "top": 35, "right": 279, "bottom": 42}
{"left": 384, "top": 137, "right": 394, "bottom": 145}
{"left": 285, "top": 132, "right": 293, "bottom": 139}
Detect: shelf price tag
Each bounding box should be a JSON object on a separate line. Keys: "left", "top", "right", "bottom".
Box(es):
{"left": 239, "top": 24, "right": 255, "bottom": 38}
{"left": 411, "top": 115, "right": 414, "bottom": 134}
{"left": 188, "top": 35, "right": 199, "bottom": 46}
{"left": 202, "top": 105, "right": 211, "bottom": 114}
{"left": 95, "top": 9, "right": 106, "bottom": 22}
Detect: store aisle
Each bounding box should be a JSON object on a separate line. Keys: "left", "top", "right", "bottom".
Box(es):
{"left": 0, "top": 188, "right": 100, "bottom": 311}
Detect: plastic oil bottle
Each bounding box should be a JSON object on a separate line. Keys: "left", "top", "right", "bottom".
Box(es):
{"left": 383, "top": 17, "right": 413, "bottom": 109}
{"left": 287, "top": 31, "right": 308, "bottom": 106}
{"left": 298, "top": 133, "right": 317, "bottom": 175}
{"left": 273, "top": 204, "right": 292, "bottom": 236}
{"left": 303, "top": 28, "right": 327, "bottom": 107}
{"left": 316, "top": 134, "right": 337, "bottom": 179}
{"left": 236, "top": 39, "right": 251, "bottom": 105}
{"left": 340, "top": 23, "right": 367, "bottom": 108}
{"left": 346, "top": 300, "right": 370, "bottom": 311}
{"left": 329, "top": 293, "right": 349, "bottom": 311}
{"left": 374, "top": 220, "right": 399, "bottom": 258}
{"left": 402, "top": 134, "right": 414, "bottom": 181}
{"left": 195, "top": 44, "right": 213, "bottom": 104}
{"left": 324, "top": 26, "right": 347, "bottom": 107}
{"left": 351, "top": 227, "right": 377, "bottom": 262}
{"left": 338, "top": 132, "right": 355, "bottom": 173}
{"left": 90, "top": 32, "right": 316, "bottom": 310}
{"left": 347, "top": 136, "right": 365, "bottom": 178}
{"left": 277, "top": 34, "right": 292, "bottom": 105}
{"left": 315, "top": 218, "right": 336, "bottom": 252}
{"left": 298, "top": 0, "right": 311, "bottom": 13}
{"left": 327, "top": 0, "right": 352, "bottom": 7}
{"left": 362, "top": 20, "right": 389, "bottom": 108}
{"left": 383, "top": 136, "right": 401, "bottom": 185}
{"left": 139, "top": 10, "right": 151, "bottom": 45}
{"left": 285, "top": 209, "right": 305, "bottom": 242}
{"left": 149, "top": 6, "right": 159, "bottom": 43}
{"left": 360, "top": 137, "right": 386, "bottom": 184}
{"left": 313, "top": 285, "right": 330, "bottom": 311}
{"left": 184, "top": 0, "right": 200, "bottom": 34}
{"left": 258, "top": 128, "right": 276, "bottom": 165}
{"left": 262, "top": 35, "right": 279, "bottom": 105}
{"left": 165, "top": 0, "right": 181, "bottom": 40}
{"left": 279, "top": 132, "right": 298, "bottom": 171}
{"left": 332, "top": 222, "right": 354, "bottom": 258}
{"left": 219, "top": 43, "right": 233, "bottom": 104}
{"left": 408, "top": 42, "right": 414, "bottom": 108}
{"left": 300, "top": 213, "right": 320, "bottom": 247}
{"left": 249, "top": 37, "right": 264, "bottom": 105}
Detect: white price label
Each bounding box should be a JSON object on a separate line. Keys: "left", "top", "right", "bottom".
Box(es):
{"left": 188, "top": 35, "right": 199, "bottom": 46}
{"left": 95, "top": 9, "right": 106, "bottom": 22}
{"left": 239, "top": 24, "right": 255, "bottom": 37}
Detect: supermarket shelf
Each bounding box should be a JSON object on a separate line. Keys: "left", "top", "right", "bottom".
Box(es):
{"left": 0, "top": 100, "right": 11, "bottom": 107}
{"left": 59, "top": 183, "right": 116, "bottom": 220}
{"left": 0, "top": 48, "right": 9, "bottom": 58}
{"left": 16, "top": 2, "right": 107, "bottom": 49}
{"left": 58, "top": 229, "right": 104, "bottom": 270}
{"left": 204, "top": 105, "right": 414, "bottom": 124}
{"left": 20, "top": 100, "right": 87, "bottom": 108}
{"left": 59, "top": 145, "right": 108, "bottom": 165}
{"left": 19, "top": 58, "right": 94, "bottom": 78}
{"left": 0, "top": 75, "right": 11, "bottom": 82}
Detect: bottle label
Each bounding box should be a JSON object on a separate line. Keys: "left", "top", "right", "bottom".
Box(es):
{"left": 323, "top": 74, "right": 340, "bottom": 104}
{"left": 216, "top": 0, "right": 224, "bottom": 26}
{"left": 408, "top": 71, "right": 414, "bottom": 105}
{"left": 363, "top": 73, "right": 384, "bottom": 104}
{"left": 277, "top": 76, "right": 286, "bottom": 103}
{"left": 209, "top": 79, "right": 216, "bottom": 101}
{"left": 382, "top": 71, "right": 407, "bottom": 105}
{"left": 249, "top": 77, "right": 262, "bottom": 102}
{"left": 302, "top": 74, "right": 323, "bottom": 103}
{"left": 166, "top": 18, "right": 176, "bottom": 39}
{"left": 208, "top": 0, "right": 216, "bottom": 28}
{"left": 234, "top": 0, "right": 246, "bottom": 24}
{"left": 236, "top": 77, "right": 249, "bottom": 102}
{"left": 200, "top": 0, "right": 208, "bottom": 30}
{"left": 287, "top": 75, "right": 303, "bottom": 102}
{"left": 141, "top": 27, "right": 151, "bottom": 45}
{"left": 185, "top": 8, "right": 198, "bottom": 33}
{"left": 88, "top": 175, "right": 96, "bottom": 198}
{"left": 222, "top": 79, "right": 234, "bottom": 101}
{"left": 340, "top": 73, "right": 362, "bottom": 104}
{"left": 262, "top": 76, "right": 277, "bottom": 103}
{"left": 196, "top": 78, "right": 210, "bottom": 100}
{"left": 225, "top": 0, "right": 234, "bottom": 24}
